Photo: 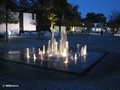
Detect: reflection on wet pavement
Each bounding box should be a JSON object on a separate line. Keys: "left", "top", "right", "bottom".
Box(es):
{"left": 0, "top": 47, "right": 105, "bottom": 74}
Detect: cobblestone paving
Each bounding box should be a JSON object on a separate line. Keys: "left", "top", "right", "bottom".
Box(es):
{"left": 0, "top": 35, "right": 120, "bottom": 90}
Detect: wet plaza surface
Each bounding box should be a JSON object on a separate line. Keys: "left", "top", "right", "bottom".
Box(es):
{"left": 0, "top": 35, "right": 120, "bottom": 89}
{"left": 0, "top": 47, "right": 105, "bottom": 75}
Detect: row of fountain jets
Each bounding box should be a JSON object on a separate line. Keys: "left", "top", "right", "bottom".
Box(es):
{"left": 26, "top": 27, "right": 87, "bottom": 64}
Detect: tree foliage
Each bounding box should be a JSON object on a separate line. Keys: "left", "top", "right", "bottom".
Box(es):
{"left": 85, "top": 12, "right": 106, "bottom": 28}
{"left": 108, "top": 10, "right": 120, "bottom": 30}
{"left": 66, "top": 4, "right": 81, "bottom": 26}
{"left": 86, "top": 12, "right": 106, "bottom": 23}
{"left": 30, "top": 0, "right": 81, "bottom": 31}
{"left": 0, "top": 0, "right": 19, "bottom": 24}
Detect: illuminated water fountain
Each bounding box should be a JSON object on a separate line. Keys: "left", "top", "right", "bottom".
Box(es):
{"left": 26, "top": 27, "right": 87, "bottom": 64}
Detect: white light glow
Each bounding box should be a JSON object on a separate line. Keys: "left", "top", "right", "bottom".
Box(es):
{"left": 72, "top": 27, "right": 75, "bottom": 31}
{"left": 33, "top": 54, "right": 36, "bottom": 59}
{"left": 43, "top": 45, "right": 45, "bottom": 54}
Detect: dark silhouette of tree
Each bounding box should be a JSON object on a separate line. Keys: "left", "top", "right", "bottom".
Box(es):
{"left": 85, "top": 12, "right": 106, "bottom": 29}
{"left": 0, "top": 0, "right": 19, "bottom": 24}
{"left": 95, "top": 13, "right": 106, "bottom": 29}
{"left": 66, "top": 4, "right": 81, "bottom": 25}
{"left": 108, "top": 10, "right": 120, "bottom": 31}
{"left": 85, "top": 12, "right": 95, "bottom": 28}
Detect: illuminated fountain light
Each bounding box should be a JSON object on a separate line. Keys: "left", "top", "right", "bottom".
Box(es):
{"left": 38, "top": 48, "right": 44, "bottom": 60}
{"left": 55, "top": 42, "right": 58, "bottom": 54}
{"left": 62, "top": 48, "right": 67, "bottom": 57}
{"left": 47, "top": 40, "right": 51, "bottom": 53}
{"left": 27, "top": 54, "right": 30, "bottom": 58}
{"left": 77, "top": 44, "right": 80, "bottom": 53}
{"left": 47, "top": 28, "right": 69, "bottom": 57}
{"left": 32, "top": 47, "right": 37, "bottom": 61}
{"left": 64, "top": 55, "right": 68, "bottom": 64}
{"left": 26, "top": 48, "right": 29, "bottom": 51}
{"left": 26, "top": 48, "right": 30, "bottom": 63}
{"left": 43, "top": 45, "right": 45, "bottom": 54}
{"left": 83, "top": 45, "right": 87, "bottom": 55}
{"left": 80, "top": 47, "right": 84, "bottom": 56}
{"left": 33, "top": 54, "right": 36, "bottom": 59}
{"left": 74, "top": 54, "right": 78, "bottom": 60}
{"left": 39, "top": 50, "right": 43, "bottom": 60}
{"left": 38, "top": 48, "right": 41, "bottom": 54}
{"left": 33, "top": 54, "right": 36, "bottom": 62}
{"left": 74, "top": 54, "right": 77, "bottom": 65}
{"left": 26, "top": 48, "right": 30, "bottom": 58}
{"left": 80, "top": 45, "right": 87, "bottom": 56}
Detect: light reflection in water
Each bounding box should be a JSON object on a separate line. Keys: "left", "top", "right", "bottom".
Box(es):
{"left": 1, "top": 47, "right": 105, "bottom": 74}
{"left": 23, "top": 46, "right": 87, "bottom": 68}
{"left": 2, "top": 46, "right": 89, "bottom": 73}
{"left": 24, "top": 47, "right": 87, "bottom": 66}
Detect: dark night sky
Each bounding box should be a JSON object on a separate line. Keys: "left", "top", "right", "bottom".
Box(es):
{"left": 67, "top": 0, "right": 120, "bottom": 20}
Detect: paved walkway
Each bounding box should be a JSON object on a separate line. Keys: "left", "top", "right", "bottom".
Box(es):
{"left": 0, "top": 34, "right": 120, "bottom": 90}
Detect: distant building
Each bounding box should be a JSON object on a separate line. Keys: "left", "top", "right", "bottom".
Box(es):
{"left": 91, "top": 23, "right": 102, "bottom": 33}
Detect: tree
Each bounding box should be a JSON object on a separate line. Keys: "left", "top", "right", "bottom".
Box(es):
{"left": 29, "top": 0, "right": 57, "bottom": 32}
{"left": 95, "top": 13, "right": 106, "bottom": 29}
{"left": 29, "top": 0, "right": 81, "bottom": 33}
{"left": 85, "top": 12, "right": 95, "bottom": 28}
{"left": 85, "top": 12, "right": 106, "bottom": 29}
{"left": 65, "top": 4, "right": 81, "bottom": 31}
{"left": 42, "top": 0, "right": 68, "bottom": 31}
{"left": 68, "top": 4, "right": 81, "bottom": 25}
{"left": 0, "top": 0, "right": 19, "bottom": 24}
{"left": 95, "top": 13, "right": 106, "bottom": 23}
{"left": 30, "top": 0, "right": 72, "bottom": 31}
{"left": 108, "top": 10, "right": 120, "bottom": 31}
{"left": 0, "top": 0, "right": 19, "bottom": 42}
